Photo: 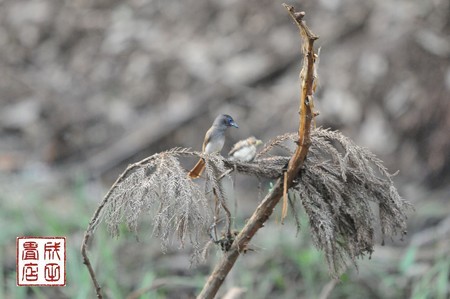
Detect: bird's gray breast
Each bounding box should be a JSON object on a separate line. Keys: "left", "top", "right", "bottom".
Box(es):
{"left": 204, "top": 134, "right": 225, "bottom": 154}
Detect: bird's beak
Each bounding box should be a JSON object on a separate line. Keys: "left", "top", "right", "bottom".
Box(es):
{"left": 230, "top": 121, "right": 239, "bottom": 128}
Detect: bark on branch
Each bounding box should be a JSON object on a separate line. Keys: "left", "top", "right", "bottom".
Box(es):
{"left": 196, "top": 4, "right": 318, "bottom": 298}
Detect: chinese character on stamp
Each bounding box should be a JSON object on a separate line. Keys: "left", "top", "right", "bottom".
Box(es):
{"left": 17, "top": 237, "right": 66, "bottom": 286}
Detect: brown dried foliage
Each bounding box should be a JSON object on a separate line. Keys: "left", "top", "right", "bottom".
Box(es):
{"left": 94, "top": 127, "right": 412, "bottom": 277}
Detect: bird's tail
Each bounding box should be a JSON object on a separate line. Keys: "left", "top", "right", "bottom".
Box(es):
{"left": 188, "top": 158, "right": 206, "bottom": 179}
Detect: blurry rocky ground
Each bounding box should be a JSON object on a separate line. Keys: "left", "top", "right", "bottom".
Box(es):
{"left": 0, "top": 0, "right": 449, "bottom": 298}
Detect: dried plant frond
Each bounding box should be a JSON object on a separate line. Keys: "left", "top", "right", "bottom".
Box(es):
{"left": 88, "top": 128, "right": 411, "bottom": 278}
{"left": 203, "top": 154, "right": 233, "bottom": 236}
{"left": 225, "top": 127, "right": 413, "bottom": 277}
{"left": 93, "top": 127, "right": 411, "bottom": 278}
{"left": 256, "top": 132, "right": 297, "bottom": 159}
{"left": 224, "top": 156, "right": 288, "bottom": 178}
{"left": 103, "top": 148, "right": 214, "bottom": 260}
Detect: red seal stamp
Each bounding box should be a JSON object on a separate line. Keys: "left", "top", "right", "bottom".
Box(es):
{"left": 17, "top": 237, "right": 66, "bottom": 286}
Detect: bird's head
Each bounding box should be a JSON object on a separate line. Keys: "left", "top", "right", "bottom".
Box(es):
{"left": 216, "top": 114, "right": 239, "bottom": 128}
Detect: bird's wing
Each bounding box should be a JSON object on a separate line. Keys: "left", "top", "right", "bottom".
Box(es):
{"left": 202, "top": 127, "right": 213, "bottom": 152}
{"left": 228, "top": 139, "right": 248, "bottom": 156}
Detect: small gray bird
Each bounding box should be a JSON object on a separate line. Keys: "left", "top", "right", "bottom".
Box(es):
{"left": 228, "top": 136, "right": 263, "bottom": 162}
{"left": 189, "top": 114, "right": 238, "bottom": 179}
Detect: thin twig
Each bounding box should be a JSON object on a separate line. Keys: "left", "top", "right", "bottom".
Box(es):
{"left": 196, "top": 4, "right": 318, "bottom": 298}
{"left": 281, "top": 171, "right": 288, "bottom": 224}
{"left": 81, "top": 156, "right": 157, "bottom": 298}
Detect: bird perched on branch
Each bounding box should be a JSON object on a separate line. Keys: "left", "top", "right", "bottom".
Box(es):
{"left": 188, "top": 114, "right": 239, "bottom": 179}
{"left": 228, "top": 136, "right": 262, "bottom": 162}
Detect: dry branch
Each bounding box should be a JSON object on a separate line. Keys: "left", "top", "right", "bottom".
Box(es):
{"left": 196, "top": 4, "right": 318, "bottom": 298}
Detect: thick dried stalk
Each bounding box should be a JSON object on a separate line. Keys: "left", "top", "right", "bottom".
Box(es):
{"left": 284, "top": 3, "right": 318, "bottom": 186}
{"left": 196, "top": 4, "right": 318, "bottom": 298}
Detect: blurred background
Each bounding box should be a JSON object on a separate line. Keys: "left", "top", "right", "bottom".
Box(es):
{"left": 1, "top": 0, "right": 449, "bottom": 298}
